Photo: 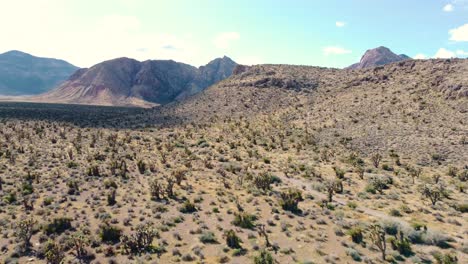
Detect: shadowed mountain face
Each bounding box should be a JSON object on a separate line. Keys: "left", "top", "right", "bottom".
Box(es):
{"left": 347, "top": 46, "right": 410, "bottom": 69}
{"left": 38, "top": 56, "right": 237, "bottom": 107}
{"left": 0, "top": 50, "right": 78, "bottom": 95}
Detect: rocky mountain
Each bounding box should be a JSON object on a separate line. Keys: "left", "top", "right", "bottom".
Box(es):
{"left": 0, "top": 50, "right": 78, "bottom": 95}
{"left": 149, "top": 58, "right": 467, "bottom": 164}
{"left": 347, "top": 46, "right": 411, "bottom": 69}
{"left": 37, "top": 56, "right": 237, "bottom": 107}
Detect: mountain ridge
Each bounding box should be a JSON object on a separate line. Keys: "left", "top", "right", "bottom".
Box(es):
{"left": 36, "top": 56, "right": 237, "bottom": 107}
{"left": 0, "top": 50, "right": 78, "bottom": 95}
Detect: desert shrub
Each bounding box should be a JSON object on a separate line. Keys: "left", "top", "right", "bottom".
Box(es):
{"left": 44, "top": 217, "right": 72, "bottom": 235}
{"left": 99, "top": 224, "right": 122, "bottom": 244}
{"left": 432, "top": 251, "right": 458, "bottom": 264}
{"left": 381, "top": 220, "right": 400, "bottom": 236}
{"left": 3, "top": 191, "right": 17, "bottom": 204}
{"left": 389, "top": 236, "right": 412, "bottom": 256}
{"left": 345, "top": 248, "right": 362, "bottom": 261}
{"left": 103, "top": 179, "right": 118, "bottom": 189}
{"left": 232, "top": 212, "right": 257, "bottom": 229}
{"left": 253, "top": 173, "right": 273, "bottom": 191}
{"left": 199, "top": 231, "right": 217, "bottom": 244}
{"left": 21, "top": 182, "right": 34, "bottom": 195}
{"left": 67, "top": 180, "right": 79, "bottom": 195}
{"left": 453, "top": 203, "right": 468, "bottom": 213}
{"left": 179, "top": 200, "right": 197, "bottom": 213}
{"left": 224, "top": 230, "right": 242, "bottom": 249}
{"left": 366, "top": 175, "right": 392, "bottom": 194}
{"left": 254, "top": 249, "right": 274, "bottom": 264}
{"left": 347, "top": 226, "right": 363, "bottom": 243}
{"left": 43, "top": 196, "right": 54, "bottom": 206}
{"left": 389, "top": 209, "right": 402, "bottom": 217}
{"left": 333, "top": 167, "right": 345, "bottom": 179}
{"left": 279, "top": 189, "right": 303, "bottom": 213}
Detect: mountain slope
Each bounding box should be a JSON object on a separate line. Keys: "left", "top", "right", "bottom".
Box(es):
{"left": 148, "top": 58, "right": 467, "bottom": 165}
{"left": 347, "top": 46, "right": 410, "bottom": 69}
{"left": 0, "top": 50, "right": 78, "bottom": 95}
{"left": 37, "top": 56, "right": 237, "bottom": 107}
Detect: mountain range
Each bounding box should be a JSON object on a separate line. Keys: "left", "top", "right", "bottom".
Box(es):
{"left": 0, "top": 46, "right": 416, "bottom": 107}
{"left": 35, "top": 56, "right": 237, "bottom": 107}
{"left": 0, "top": 50, "right": 78, "bottom": 95}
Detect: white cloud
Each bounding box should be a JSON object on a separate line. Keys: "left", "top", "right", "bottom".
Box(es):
{"left": 323, "top": 46, "right": 352, "bottom": 56}
{"left": 213, "top": 32, "right": 240, "bottom": 49}
{"left": 443, "top": 4, "right": 454, "bottom": 12}
{"left": 414, "top": 54, "right": 427, "bottom": 59}
{"left": 456, "top": 49, "right": 468, "bottom": 56}
{"left": 449, "top": 24, "right": 468, "bottom": 41}
{"left": 335, "top": 21, "right": 346, "bottom": 27}
{"left": 0, "top": 0, "right": 208, "bottom": 67}
{"left": 434, "top": 48, "right": 456, "bottom": 58}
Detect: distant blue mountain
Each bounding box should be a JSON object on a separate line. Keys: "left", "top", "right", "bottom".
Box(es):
{"left": 0, "top": 50, "right": 78, "bottom": 95}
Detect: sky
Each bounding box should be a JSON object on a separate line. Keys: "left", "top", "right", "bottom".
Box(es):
{"left": 0, "top": 0, "right": 467, "bottom": 68}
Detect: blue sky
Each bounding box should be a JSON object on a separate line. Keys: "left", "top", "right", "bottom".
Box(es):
{"left": 0, "top": 0, "right": 467, "bottom": 68}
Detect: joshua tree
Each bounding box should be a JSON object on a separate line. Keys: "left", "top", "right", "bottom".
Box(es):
{"left": 15, "top": 217, "right": 37, "bottom": 251}
{"left": 166, "top": 177, "right": 175, "bottom": 198}
{"left": 149, "top": 179, "right": 164, "bottom": 200}
{"left": 421, "top": 184, "right": 445, "bottom": 205}
{"left": 356, "top": 165, "right": 365, "bottom": 180}
{"left": 253, "top": 173, "right": 273, "bottom": 191}
{"left": 368, "top": 224, "right": 387, "bottom": 261}
{"left": 44, "top": 239, "right": 65, "bottom": 264}
{"left": 173, "top": 169, "right": 187, "bottom": 185}
{"left": 257, "top": 224, "right": 271, "bottom": 248}
{"left": 324, "top": 179, "right": 341, "bottom": 202}
{"left": 371, "top": 153, "right": 382, "bottom": 168}
{"left": 70, "top": 231, "right": 90, "bottom": 259}
{"left": 121, "top": 222, "right": 158, "bottom": 255}
{"left": 409, "top": 166, "right": 422, "bottom": 184}
{"left": 107, "top": 188, "right": 116, "bottom": 206}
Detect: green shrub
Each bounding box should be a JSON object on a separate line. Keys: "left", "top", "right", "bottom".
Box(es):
{"left": 279, "top": 189, "right": 303, "bottom": 213}
{"left": 454, "top": 203, "right": 468, "bottom": 213}
{"left": 389, "top": 209, "right": 402, "bottom": 217}
{"left": 199, "top": 231, "right": 217, "bottom": 244}
{"left": 389, "top": 236, "right": 412, "bottom": 257}
{"left": 232, "top": 212, "right": 257, "bottom": 229}
{"left": 225, "top": 230, "right": 242, "bottom": 249}
{"left": 347, "top": 227, "right": 363, "bottom": 243}
{"left": 44, "top": 217, "right": 72, "bottom": 235}
{"left": 432, "top": 251, "right": 458, "bottom": 264}
{"left": 179, "top": 200, "right": 197, "bottom": 214}
{"left": 43, "top": 196, "right": 54, "bottom": 206}
{"left": 254, "top": 249, "right": 274, "bottom": 264}
{"left": 99, "top": 224, "right": 122, "bottom": 244}
{"left": 3, "top": 192, "right": 17, "bottom": 204}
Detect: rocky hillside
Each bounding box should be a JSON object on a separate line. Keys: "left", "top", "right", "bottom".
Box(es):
{"left": 0, "top": 50, "right": 78, "bottom": 95}
{"left": 347, "top": 46, "right": 410, "bottom": 69}
{"left": 36, "top": 56, "right": 237, "bottom": 107}
{"left": 148, "top": 58, "right": 467, "bottom": 165}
